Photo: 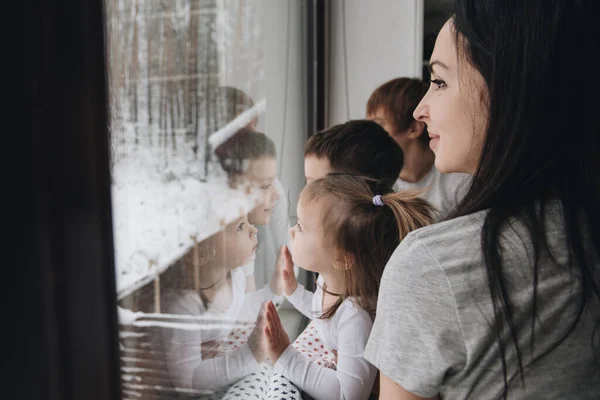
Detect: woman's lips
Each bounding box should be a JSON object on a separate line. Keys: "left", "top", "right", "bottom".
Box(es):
{"left": 429, "top": 133, "right": 440, "bottom": 149}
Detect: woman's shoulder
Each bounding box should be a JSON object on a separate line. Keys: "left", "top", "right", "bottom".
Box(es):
{"left": 387, "top": 202, "right": 568, "bottom": 285}
{"left": 390, "top": 211, "right": 488, "bottom": 269}
{"left": 413, "top": 209, "right": 485, "bottom": 238}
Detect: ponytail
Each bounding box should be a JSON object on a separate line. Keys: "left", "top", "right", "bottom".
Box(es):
{"left": 300, "top": 174, "right": 435, "bottom": 320}
{"left": 380, "top": 190, "right": 435, "bottom": 240}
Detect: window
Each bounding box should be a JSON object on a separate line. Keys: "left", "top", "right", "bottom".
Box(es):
{"left": 105, "top": 0, "right": 308, "bottom": 398}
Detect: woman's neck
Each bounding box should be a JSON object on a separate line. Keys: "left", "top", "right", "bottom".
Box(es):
{"left": 399, "top": 142, "right": 435, "bottom": 183}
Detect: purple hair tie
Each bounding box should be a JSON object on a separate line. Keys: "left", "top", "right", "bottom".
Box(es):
{"left": 372, "top": 194, "right": 385, "bottom": 207}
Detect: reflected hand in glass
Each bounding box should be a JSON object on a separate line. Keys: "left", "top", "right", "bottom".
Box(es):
{"left": 248, "top": 302, "right": 268, "bottom": 363}
{"left": 264, "top": 300, "right": 291, "bottom": 364}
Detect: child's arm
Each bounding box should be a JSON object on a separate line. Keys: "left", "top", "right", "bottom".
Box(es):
{"left": 240, "top": 281, "right": 280, "bottom": 320}
{"left": 238, "top": 249, "right": 288, "bottom": 320}
{"left": 165, "top": 332, "right": 260, "bottom": 391}
{"left": 266, "top": 301, "right": 377, "bottom": 400}
{"left": 285, "top": 279, "right": 315, "bottom": 320}
{"left": 163, "top": 295, "right": 267, "bottom": 391}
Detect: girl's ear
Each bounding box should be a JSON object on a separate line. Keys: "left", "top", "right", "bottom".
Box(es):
{"left": 333, "top": 253, "right": 354, "bottom": 271}
{"left": 196, "top": 243, "right": 216, "bottom": 266}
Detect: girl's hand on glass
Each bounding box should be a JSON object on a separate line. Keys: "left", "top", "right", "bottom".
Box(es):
{"left": 271, "top": 245, "right": 296, "bottom": 296}
{"left": 264, "top": 300, "right": 291, "bottom": 364}
{"left": 280, "top": 246, "right": 298, "bottom": 296}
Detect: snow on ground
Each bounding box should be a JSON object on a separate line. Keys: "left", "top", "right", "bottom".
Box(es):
{"left": 111, "top": 141, "right": 261, "bottom": 300}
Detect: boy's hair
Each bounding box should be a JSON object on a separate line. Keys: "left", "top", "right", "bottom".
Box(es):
{"left": 214, "top": 128, "right": 276, "bottom": 179}
{"left": 304, "top": 120, "right": 403, "bottom": 187}
{"left": 301, "top": 174, "right": 434, "bottom": 320}
{"left": 214, "top": 86, "right": 255, "bottom": 129}
{"left": 366, "top": 77, "right": 429, "bottom": 146}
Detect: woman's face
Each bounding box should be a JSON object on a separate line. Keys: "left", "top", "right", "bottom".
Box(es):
{"left": 245, "top": 157, "right": 280, "bottom": 226}
{"left": 413, "top": 20, "right": 489, "bottom": 174}
{"left": 215, "top": 214, "right": 258, "bottom": 270}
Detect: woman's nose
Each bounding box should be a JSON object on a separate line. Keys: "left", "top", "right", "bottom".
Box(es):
{"left": 413, "top": 94, "right": 429, "bottom": 122}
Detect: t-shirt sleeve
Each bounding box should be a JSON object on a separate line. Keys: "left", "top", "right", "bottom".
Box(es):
{"left": 364, "top": 234, "right": 466, "bottom": 398}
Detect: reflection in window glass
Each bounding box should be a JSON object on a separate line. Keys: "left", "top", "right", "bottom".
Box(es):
{"left": 106, "top": 1, "right": 306, "bottom": 398}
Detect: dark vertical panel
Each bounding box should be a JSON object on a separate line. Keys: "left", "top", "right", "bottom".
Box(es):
{"left": 23, "top": 0, "right": 122, "bottom": 399}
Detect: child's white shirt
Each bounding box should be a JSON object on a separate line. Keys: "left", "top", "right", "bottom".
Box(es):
{"left": 161, "top": 267, "right": 275, "bottom": 392}
{"left": 275, "top": 275, "right": 377, "bottom": 400}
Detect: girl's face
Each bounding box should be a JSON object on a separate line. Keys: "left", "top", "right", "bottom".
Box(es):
{"left": 413, "top": 20, "right": 488, "bottom": 174}
{"left": 215, "top": 214, "right": 258, "bottom": 270}
{"left": 245, "top": 157, "right": 280, "bottom": 226}
{"left": 288, "top": 194, "right": 334, "bottom": 274}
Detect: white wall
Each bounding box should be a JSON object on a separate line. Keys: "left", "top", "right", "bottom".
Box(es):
{"left": 328, "top": 0, "right": 424, "bottom": 125}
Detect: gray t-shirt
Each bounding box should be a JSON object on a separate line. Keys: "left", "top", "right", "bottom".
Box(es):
{"left": 394, "top": 167, "right": 470, "bottom": 220}
{"left": 365, "top": 203, "right": 600, "bottom": 399}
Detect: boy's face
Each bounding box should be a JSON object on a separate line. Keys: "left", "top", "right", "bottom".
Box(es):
{"left": 304, "top": 155, "right": 333, "bottom": 185}
{"left": 368, "top": 107, "right": 409, "bottom": 151}
{"left": 367, "top": 107, "right": 396, "bottom": 136}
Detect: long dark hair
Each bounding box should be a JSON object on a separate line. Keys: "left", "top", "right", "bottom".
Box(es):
{"left": 449, "top": 0, "right": 600, "bottom": 397}
{"left": 301, "top": 175, "right": 434, "bottom": 320}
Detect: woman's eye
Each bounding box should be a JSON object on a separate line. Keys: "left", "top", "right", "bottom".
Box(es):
{"left": 237, "top": 223, "right": 245, "bottom": 231}
{"left": 261, "top": 184, "right": 272, "bottom": 190}
{"left": 430, "top": 78, "right": 446, "bottom": 90}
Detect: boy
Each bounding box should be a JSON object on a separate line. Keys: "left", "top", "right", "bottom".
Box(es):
{"left": 304, "top": 119, "right": 403, "bottom": 188}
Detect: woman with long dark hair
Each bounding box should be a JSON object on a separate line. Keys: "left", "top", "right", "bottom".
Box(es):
{"left": 365, "top": 1, "right": 600, "bottom": 399}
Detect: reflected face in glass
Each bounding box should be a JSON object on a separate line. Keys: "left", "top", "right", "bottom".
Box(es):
{"left": 413, "top": 20, "right": 488, "bottom": 174}
{"left": 288, "top": 195, "right": 334, "bottom": 273}
{"left": 217, "top": 214, "right": 259, "bottom": 269}
{"left": 245, "top": 156, "right": 279, "bottom": 226}
{"left": 304, "top": 155, "right": 333, "bottom": 185}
